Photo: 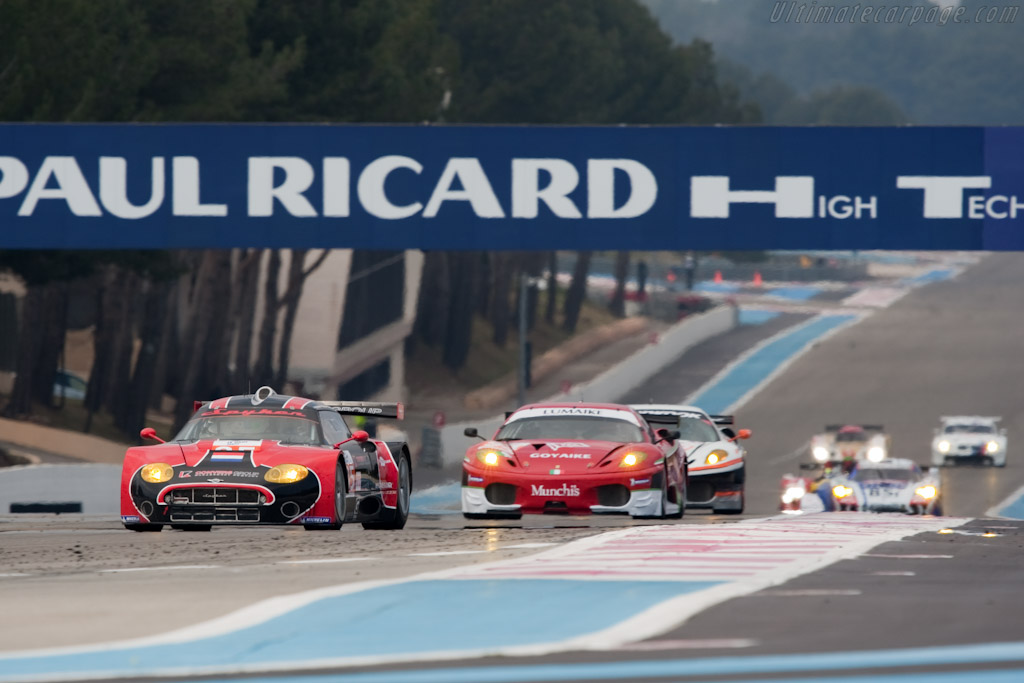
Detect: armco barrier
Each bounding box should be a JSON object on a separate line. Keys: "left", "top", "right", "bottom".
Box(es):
{"left": 0, "top": 464, "right": 121, "bottom": 516}
{"left": 438, "top": 304, "right": 737, "bottom": 465}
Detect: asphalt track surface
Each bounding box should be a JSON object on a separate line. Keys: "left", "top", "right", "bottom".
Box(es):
{"left": 3, "top": 254, "right": 1024, "bottom": 682}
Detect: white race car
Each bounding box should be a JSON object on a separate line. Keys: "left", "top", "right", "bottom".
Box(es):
{"left": 632, "top": 404, "right": 750, "bottom": 514}
{"left": 821, "top": 458, "right": 942, "bottom": 515}
{"left": 932, "top": 416, "right": 1007, "bottom": 467}
{"left": 809, "top": 424, "right": 891, "bottom": 467}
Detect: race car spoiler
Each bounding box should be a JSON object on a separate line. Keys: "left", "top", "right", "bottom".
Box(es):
{"left": 633, "top": 409, "right": 735, "bottom": 426}
{"left": 825, "top": 423, "right": 884, "bottom": 431}
{"left": 322, "top": 401, "right": 405, "bottom": 420}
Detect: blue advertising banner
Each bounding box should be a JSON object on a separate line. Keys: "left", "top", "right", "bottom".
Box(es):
{"left": 0, "top": 123, "right": 1021, "bottom": 250}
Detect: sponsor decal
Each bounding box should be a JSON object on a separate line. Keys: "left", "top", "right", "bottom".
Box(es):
{"left": 467, "top": 475, "right": 484, "bottom": 484}
{"left": 509, "top": 407, "right": 641, "bottom": 426}
{"left": 531, "top": 483, "right": 581, "bottom": 497}
{"left": 121, "top": 515, "right": 140, "bottom": 523}
{"left": 630, "top": 478, "right": 650, "bottom": 487}
{"left": 300, "top": 516, "right": 332, "bottom": 524}
{"left": 210, "top": 452, "right": 246, "bottom": 462}
{"left": 200, "top": 408, "right": 310, "bottom": 418}
{"left": 379, "top": 481, "right": 394, "bottom": 490}
{"left": 178, "top": 470, "right": 192, "bottom": 479}
{"left": 212, "top": 440, "right": 263, "bottom": 448}
{"left": 529, "top": 452, "right": 591, "bottom": 459}
{"left": 549, "top": 468, "right": 562, "bottom": 475}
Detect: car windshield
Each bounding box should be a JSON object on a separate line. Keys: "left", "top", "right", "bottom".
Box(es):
{"left": 174, "top": 415, "right": 323, "bottom": 445}
{"left": 835, "top": 430, "right": 865, "bottom": 442}
{"left": 677, "top": 415, "right": 720, "bottom": 442}
{"left": 944, "top": 424, "right": 994, "bottom": 434}
{"left": 495, "top": 416, "right": 644, "bottom": 443}
{"left": 853, "top": 468, "right": 916, "bottom": 482}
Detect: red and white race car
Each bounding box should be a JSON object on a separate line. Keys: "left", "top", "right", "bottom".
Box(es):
{"left": 461, "top": 403, "right": 687, "bottom": 520}
{"left": 120, "top": 386, "right": 411, "bottom": 532}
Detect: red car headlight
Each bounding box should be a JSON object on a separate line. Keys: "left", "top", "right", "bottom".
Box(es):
{"left": 619, "top": 452, "right": 647, "bottom": 468}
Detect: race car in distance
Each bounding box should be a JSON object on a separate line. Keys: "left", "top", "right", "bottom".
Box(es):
{"left": 781, "top": 458, "right": 941, "bottom": 515}
{"left": 809, "top": 424, "right": 891, "bottom": 470}
{"left": 932, "top": 416, "right": 1007, "bottom": 467}
{"left": 121, "top": 386, "right": 411, "bottom": 532}
{"left": 631, "top": 404, "right": 750, "bottom": 514}
{"left": 461, "top": 403, "right": 686, "bottom": 519}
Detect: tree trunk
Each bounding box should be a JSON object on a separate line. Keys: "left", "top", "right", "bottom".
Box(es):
{"left": 490, "top": 253, "right": 513, "bottom": 347}
{"left": 562, "top": 251, "right": 592, "bottom": 334}
{"left": 105, "top": 270, "right": 141, "bottom": 418}
{"left": 173, "top": 252, "right": 228, "bottom": 432}
{"left": 4, "top": 286, "right": 44, "bottom": 417}
{"left": 84, "top": 266, "right": 121, "bottom": 433}
{"left": 609, "top": 250, "right": 631, "bottom": 318}
{"left": 231, "top": 250, "right": 262, "bottom": 391}
{"left": 544, "top": 251, "right": 558, "bottom": 325}
{"left": 274, "top": 249, "right": 306, "bottom": 389}
{"left": 119, "top": 279, "right": 169, "bottom": 438}
{"left": 30, "top": 282, "right": 69, "bottom": 407}
{"left": 253, "top": 249, "right": 280, "bottom": 385}
{"left": 200, "top": 254, "right": 235, "bottom": 398}
{"left": 414, "top": 251, "right": 450, "bottom": 348}
{"left": 149, "top": 277, "right": 182, "bottom": 410}
{"left": 442, "top": 252, "right": 480, "bottom": 371}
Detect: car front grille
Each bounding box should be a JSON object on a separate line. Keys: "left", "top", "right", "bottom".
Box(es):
{"left": 168, "top": 507, "right": 260, "bottom": 522}
{"left": 166, "top": 487, "right": 261, "bottom": 506}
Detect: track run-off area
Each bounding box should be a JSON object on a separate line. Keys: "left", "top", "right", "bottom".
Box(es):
{"left": 3, "top": 254, "right": 1024, "bottom": 682}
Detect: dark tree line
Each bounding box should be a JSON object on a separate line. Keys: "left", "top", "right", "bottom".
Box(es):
{"left": 0, "top": 0, "right": 756, "bottom": 436}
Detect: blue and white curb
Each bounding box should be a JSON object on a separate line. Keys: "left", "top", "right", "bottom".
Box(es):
{"left": 0, "top": 514, "right": 967, "bottom": 682}
{"left": 685, "top": 313, "right": 862, "bottom": 414}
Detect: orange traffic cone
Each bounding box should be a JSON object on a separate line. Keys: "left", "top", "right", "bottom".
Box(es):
{"left": 713, "top": 270, "right": 723, "bottom": 284}
{"left": 752, "top": 271, "right": 763, "bottom": 287}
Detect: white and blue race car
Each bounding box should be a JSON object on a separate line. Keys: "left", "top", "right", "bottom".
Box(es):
{"left": 632, "top": 404, "right": 750, "bottom": 514}
{"left": 794, "top": 458, "right": 942, "bottom": 515}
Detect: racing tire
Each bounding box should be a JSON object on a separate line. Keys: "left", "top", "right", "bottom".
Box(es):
{"left": 171, "top": 525, "right": 212, "bottom": 532}
{"left": 363, "top": 455, "right": 411, "bottom": 530}
{"left": 125, "top": 524, "right": 163, "bottom": 532}
{"left": 717, "top": 490, "right": 745, "bottom": 515}
{"left": 463, "top": 513, "right": 523, "bottom": 520}
{"left": 305, "top": 462, "right": 346, "bottom": 531}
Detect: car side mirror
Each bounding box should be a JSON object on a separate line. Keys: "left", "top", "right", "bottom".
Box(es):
{"left": 139, "top": 427, "right": 165, "bottom": 444}
{"left": 334, "top": 430, "right": 369, "bottom": 449}
{"left": 464, "top": 427, "right": 485, "bottom": 441}
{"left": 735, "top": 428, "right": 752, "bottom": 441}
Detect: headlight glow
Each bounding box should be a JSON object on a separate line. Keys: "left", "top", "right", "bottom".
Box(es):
{"left": 477, "top": 450, "right": 502, "bottom": 466}
{"left": 938, "top": 440, "right": 951, "bottom": 453}
{"left": 832, "top": 485, "right": 853, "bottom": 499}
{"left": 782, "top": 486, "right": 806, "bottom": 504}
{"left": 867, "top": 446, "right": 886, "bottom": 463}
{"left": 986, "top": 441, "right": 1000, "bottom": 454}
{"left": 620, "top": 452, "right": 646, "bottom": 467}
{"left": 915, "top": 485, "right": 937, "bottom": 500}
{"left": 264, "top": 464, "right": 309, "bottom": 484}
{"left": 141, "top": 463, "right": 174, "bottom": 483}
{"left": 705, "top": 449, "right": 728, "bottom": 465}
{"left": 812, "top": 446, "right": 830, "bottom": 462}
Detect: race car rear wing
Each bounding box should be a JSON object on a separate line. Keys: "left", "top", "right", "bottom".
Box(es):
{"left": 710, "top": 415, "right": 734, "bottom": 426}
{"left": 321, "top": 401, "right": 405, "bottom": 420}
{"left": 634, "top": 411, "right": 682, "bottom": 425}
{"left": 825, "top": 423, "right": 884, "bottom": 431}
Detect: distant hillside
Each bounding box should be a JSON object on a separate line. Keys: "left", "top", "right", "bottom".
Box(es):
{"left": 642, "top": 0, "right": 1024, "bottom": 124}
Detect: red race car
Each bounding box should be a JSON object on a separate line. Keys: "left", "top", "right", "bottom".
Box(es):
{"left": 461, "top": 403, "right": 686, "bottom": 520}
{"left": 120, "top": 386, "right": 411, "bottom": 532}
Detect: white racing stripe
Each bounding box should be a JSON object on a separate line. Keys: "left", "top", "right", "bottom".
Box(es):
{"left": 277, "top": 558, "right": 372, "bottom": 565}
{"left": 98, "top": 565, "right": 219, "bottom": 573}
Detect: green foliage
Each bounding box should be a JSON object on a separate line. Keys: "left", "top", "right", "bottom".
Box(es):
{"left": 437, "top": 0, "right": 756, "bottom": 124}
{"left": 643, "top": 0, "right": 1023, "bottom": 125}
